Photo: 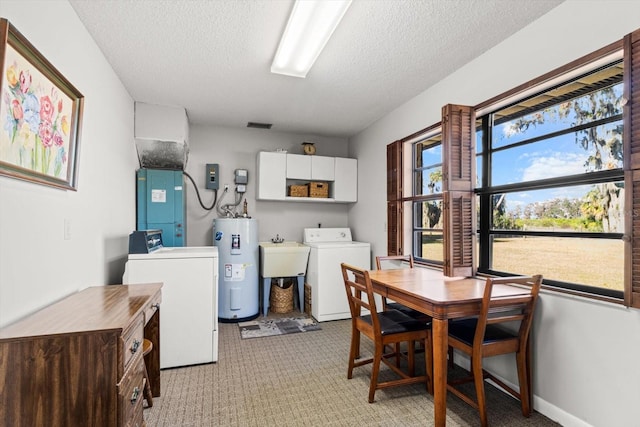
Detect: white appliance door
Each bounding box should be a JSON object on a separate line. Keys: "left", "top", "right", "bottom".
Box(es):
{"left": 313, "top": 245, "right": 370, "bottom": 321}
{"left": 124, "top": 256, "right": 215, "bottom": 368}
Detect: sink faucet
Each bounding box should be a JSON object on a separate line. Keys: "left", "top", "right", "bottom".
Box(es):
{"left": 271, "top": 234, "right": 284, "bottom": 243}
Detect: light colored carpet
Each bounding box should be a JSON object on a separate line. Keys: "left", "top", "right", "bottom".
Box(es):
{"left": 144, "top": 310, "right": 560, "bottom": 426}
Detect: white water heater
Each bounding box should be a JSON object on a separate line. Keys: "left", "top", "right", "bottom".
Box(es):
{"left": 213, "top": 218, "right": 259, "bottom": 322}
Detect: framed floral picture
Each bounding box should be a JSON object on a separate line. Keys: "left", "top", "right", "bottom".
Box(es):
{"left": 0, "top": 18, "right": 83, "bottom": 190}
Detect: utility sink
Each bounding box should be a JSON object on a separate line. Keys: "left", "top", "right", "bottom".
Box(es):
{"left": 259, "top": 242, "right": 310, "bottom": 278}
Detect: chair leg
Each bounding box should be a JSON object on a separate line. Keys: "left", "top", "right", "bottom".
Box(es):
{"left": 143, "top": 363, "right": 153, "bottom": 408}
{"left": 422, "top": 333, "right": 433, "bottom": 395}
{"left": 141, "top": 339, "right": 154, "bottom": 408}
{"left": 369, "top": 344, "right": 383, "bottom": 403}
{"left": 354, "top": 327, "right": 361, "bottom": 360}
{"left": 348, "top": 328, "right": 359, "bottom": 379}
{"left": 407, "top": 340, "right": 415, "bottom": 377}
{"left": 516, "top": 350, "right": 531, "bottom": 417}
{"left": 526, "top": 338, "right": 533, "bottom": 411}
{"left": 471, "top": 356, "right": 488, "bottom": 427}
{"left": 425, "top": 334, "right": 433, "bottom": 395}
{"left": 448, "top": 346, "right": 454, "bottom": 368}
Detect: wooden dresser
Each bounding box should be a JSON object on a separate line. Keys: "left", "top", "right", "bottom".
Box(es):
{"left": 0, "top": 283, "right": 162, "bottom": 427}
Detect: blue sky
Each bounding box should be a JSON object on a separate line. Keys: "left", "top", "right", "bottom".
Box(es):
{"left": 490, "top": 118, "right": 622, "bottom": 212}
{"left": 419, "top": 122, "right": 622, "bottom": 214}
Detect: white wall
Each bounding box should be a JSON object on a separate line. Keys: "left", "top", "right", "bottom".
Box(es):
{"left": 349, "top": 1, "right": 640, "bottom": 426}
{"left": 185, "top": 125, "right": 351, "bottom": 246}
{"left": 0, "top": 1, "right": 137, "bottom": 326}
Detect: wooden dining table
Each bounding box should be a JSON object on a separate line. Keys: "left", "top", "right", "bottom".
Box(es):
{"left": 367, "top": 267, "right": 529, "bottom": 427}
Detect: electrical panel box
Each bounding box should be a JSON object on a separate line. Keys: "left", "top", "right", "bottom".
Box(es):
{"left": 136, "top": 168, "right": 185, "bottom": 247}
{"left": 235, "top": 169, "right": 248, "bottom": 184}
{"left": 206, "top": 163, "right": 219, "bottom": 190}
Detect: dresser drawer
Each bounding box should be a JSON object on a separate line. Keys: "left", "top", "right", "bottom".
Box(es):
{"left": 143, "top": 292, "right": 161, "bottom": 325}
{"left": 122, "top": 314, "right": 145, "bottom": 369}
{"left": 118, "top": 351, "right": 145, "bottom": 427}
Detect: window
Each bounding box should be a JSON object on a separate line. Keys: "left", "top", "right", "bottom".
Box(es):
{"left": 412, "top": 133, "right": 444, "bottom": 265}
{"left": 476, "top": 61, "right": 625, "bottom": 298}
{"left": 396, "top": 29, "right": 640, "bottom": 305}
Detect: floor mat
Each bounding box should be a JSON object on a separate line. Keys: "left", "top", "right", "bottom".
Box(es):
{"left": 238, "top": 317, "right": 322, "bottom": 339}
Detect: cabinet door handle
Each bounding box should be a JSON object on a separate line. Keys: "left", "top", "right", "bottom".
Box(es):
{"left": 131, "top": 387, "right": 140, "bottom": 404}
{"left": 130, "top": 339, "right": 141, "bottom": 354}
{"left": 151, "top": 303, "right": 160, "bottom": 310}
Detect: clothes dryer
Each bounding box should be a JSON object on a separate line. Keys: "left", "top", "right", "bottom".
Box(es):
{"left": 124, "top": 245, "right": 219, "bottom": 368}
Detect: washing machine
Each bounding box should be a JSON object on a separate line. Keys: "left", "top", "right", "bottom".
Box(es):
{"left": 123, "top": 230, "right": 219, "bottom": 368}
{"left": 303, "top": 228, "right": 371, "bottom": 322}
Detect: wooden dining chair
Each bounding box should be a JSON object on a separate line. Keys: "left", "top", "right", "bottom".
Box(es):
{"left": 340, "top": 263, "right": 432, "bottom": 403}
{"left": 446, "top": 275, "right": 543, "bottom": 427}
{"left": 375, "top": 254, "right": 435, "bottom": 374}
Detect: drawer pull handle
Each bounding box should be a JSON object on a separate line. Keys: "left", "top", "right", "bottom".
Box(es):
{"left": 131, "top": 339, "right": 141, "bottom": 354}
{"left": 131, "top": 387, "right": 140, "bottom": 404}
{"left": 151, "top": 303, "right": 160, "bottom": 310}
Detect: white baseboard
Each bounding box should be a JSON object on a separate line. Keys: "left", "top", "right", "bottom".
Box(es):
{"left": 533, "top": 395, "right": 592, "bottom": 427}
{"left": 452, "top": 354, "right": 592, "bottom": 427}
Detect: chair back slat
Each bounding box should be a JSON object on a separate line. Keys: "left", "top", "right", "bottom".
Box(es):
{"left": 341, "top": 263, "right": 380, "bottom": 331}
{"left": 486, "top": 314, "right": 525, "bottom": 325}
{"left": 375, "top": 254, "right": 414, "bottom": 270}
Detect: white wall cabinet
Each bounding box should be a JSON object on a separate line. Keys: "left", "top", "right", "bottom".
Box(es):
{"left": 285, "top": 154, "right": 311, "bottom": 179}
{"left": 257, "top": 152, "right": 357, "bottom": 203}
{"left": 286, "top": 154, "right": 335, "bottom": 180}
{"left": 311, "top": 155, "right": 335, "bottom": 180}
{"left": 257, "top": 151, "right": 287, "bottom": 200}
{"left": 333, "top": 157, "right": 357, "bottom": 202}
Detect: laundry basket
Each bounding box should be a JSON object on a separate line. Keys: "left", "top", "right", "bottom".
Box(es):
{"left": 270, "top": 280, "right": 294, "bottom": 313}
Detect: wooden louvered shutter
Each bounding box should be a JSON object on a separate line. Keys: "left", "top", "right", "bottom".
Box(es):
{"left": 624, "top": 29, "right": 640, "bottom": 307}
{"left": 387, "top": 201, "right": 403, "bottom": 255}
{"left": 387, "top": 141, "right": 403, "bottom": 255}
{"left": 629, "top": 170, "right": 640, "bottom": 307}
{"left": 442, "top": 104, "right": 476, "bottom": 277}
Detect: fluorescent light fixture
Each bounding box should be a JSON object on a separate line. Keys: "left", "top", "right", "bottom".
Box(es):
{"left": 271, "top": 0, "right": 352, "bottom": 78}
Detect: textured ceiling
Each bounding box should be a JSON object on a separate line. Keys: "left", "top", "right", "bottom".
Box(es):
{"left": 69, "top": 0, "right": 563, "bottom": 138}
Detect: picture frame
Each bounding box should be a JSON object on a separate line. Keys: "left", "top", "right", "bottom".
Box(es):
{"left": 0, "top": 18, "right": 83, "bottom": 191}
